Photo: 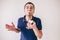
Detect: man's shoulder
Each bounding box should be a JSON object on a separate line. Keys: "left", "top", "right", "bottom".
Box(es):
{"left": 18, "top": 17, "right": 24, "bottom": 20}
{"left": 33, "top": 16, "right": 41, "bottom": 21}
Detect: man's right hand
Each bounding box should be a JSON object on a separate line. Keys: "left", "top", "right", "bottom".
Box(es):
{"left": 5, "top": 22, "right": 16, "bottom": 31}
{"left": 5, "top": 22, "right": 20, "bottom": 33}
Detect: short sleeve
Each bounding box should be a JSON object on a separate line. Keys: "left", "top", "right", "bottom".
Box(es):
{"left": 17, "top": 18, "right": 22, "bottom": 30}
{"left": 36, "top": 18, "right": 42, "bottom": 30}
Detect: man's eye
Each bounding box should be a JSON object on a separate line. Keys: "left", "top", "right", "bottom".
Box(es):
{"left": 26, "top": 6, "right": 33, "bottom": 9}
{"left": 26, "top": 7, "right": 29, "bottom": 9}
{"left": 30, "top": 7, "right": 33, "bottom": 9}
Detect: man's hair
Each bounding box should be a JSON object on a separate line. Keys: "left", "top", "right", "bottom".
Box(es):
{"left": 24, "top": 2, "right": 35, "bottom": 8}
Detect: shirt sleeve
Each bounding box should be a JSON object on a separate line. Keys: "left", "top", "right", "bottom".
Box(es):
{"left": 17, "top": 18, "right": 22, "bottom": 30}
{"left": 36, "top": 18, "right": 42, "bottom": 30}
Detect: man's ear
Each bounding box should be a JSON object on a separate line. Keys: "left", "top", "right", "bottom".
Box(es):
{"left": 24, "top": 9, "right": 25, "bottom": 12}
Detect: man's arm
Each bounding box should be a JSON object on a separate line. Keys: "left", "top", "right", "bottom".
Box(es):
{"left": 5, "top": 22, "right": 20, "bottom": 33}
{"left": 12, "top": 28, "right": 20, "bottom": 33}
{"left": 33, "top": 26, "right": 43, "bottom": 39}
{"left": 26, "top": 20, "right": 43, "bottom": 39}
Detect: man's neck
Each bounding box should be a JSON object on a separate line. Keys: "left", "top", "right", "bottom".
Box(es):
{"left": 25, "top": 15, "right": 33, "bottom": 22}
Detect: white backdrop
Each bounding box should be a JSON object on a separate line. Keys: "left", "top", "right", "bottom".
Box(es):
{"left": 0, "top": 0, "right": 60, "bottom": 40}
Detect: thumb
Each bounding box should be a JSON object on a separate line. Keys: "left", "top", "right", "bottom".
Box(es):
{"left": 11, "top": 22, "right": 15, "bottom": 27}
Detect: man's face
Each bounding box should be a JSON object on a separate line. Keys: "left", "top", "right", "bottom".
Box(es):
{"left": 24, "top": 4, "right": 35, "bottom": 16}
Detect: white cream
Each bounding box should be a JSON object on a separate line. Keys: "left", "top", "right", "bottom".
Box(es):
{"left": 28, "top": 20, "right": 33, "bottom": 24}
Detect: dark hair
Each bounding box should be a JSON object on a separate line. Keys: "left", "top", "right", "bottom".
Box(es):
{"left": 24, "top": 2, "right": 35, "bottom": 8}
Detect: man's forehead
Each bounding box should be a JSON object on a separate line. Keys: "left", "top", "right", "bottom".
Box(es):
{"left": 25, "top": 4, "right": 34, "bottom": 7}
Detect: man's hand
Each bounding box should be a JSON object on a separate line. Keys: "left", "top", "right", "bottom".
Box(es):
{"left": 5, "top": 22, "right": 15, "bottom": 31}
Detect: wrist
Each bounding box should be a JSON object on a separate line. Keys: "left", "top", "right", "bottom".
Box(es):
{"left": 11, "top": 28, "right": 16, "bottom": 31}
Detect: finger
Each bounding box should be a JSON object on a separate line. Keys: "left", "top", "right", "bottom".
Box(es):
{"left": 5, "top": 24, "right": 10, "bottom": 28}
{"left": 26, "top": 27, "right": 29, "bottom": 29}
{"left": 12, "top": 22, "right": 15, "bottom": 27}
{"left": 8, "top": 29, "right": 11, "bottom": 31}
{"left": 26, "top": 27, "right": 31, "bottom": 29}
{"left": 5, "top": 24, "right": 12, "bottom": 30}
{"left": 5, "top": 24, "right": 9, "bottom": 26}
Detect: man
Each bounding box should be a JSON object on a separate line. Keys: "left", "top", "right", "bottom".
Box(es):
{"left": 5, "top": 2, "right": 43, "bottom": 40}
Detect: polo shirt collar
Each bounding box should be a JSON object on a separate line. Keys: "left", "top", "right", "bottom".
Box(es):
{"left": 23, "top": 15, "right": 34, "bottom": 22}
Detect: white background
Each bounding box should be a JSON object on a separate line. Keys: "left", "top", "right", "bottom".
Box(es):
{"left": 0, "top": 0, "right": 60, "bottom": 40}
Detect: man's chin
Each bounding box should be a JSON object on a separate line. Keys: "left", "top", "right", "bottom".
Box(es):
{"left": 26, "top": 15, "right": 33, "bottom": 16}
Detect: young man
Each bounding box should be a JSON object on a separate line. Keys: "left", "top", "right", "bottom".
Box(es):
{"left": 5, "top": 2, "right": 43, "bottom": 40}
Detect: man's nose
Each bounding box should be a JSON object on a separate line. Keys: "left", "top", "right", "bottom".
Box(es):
{"left": 28, "top": 9, "right": 31, "bottom": 11}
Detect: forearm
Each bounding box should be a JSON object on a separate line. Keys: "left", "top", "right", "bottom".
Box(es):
{"left": 12, "top": 28, "right": 21, "bottom": 33}
{"left": 33, "top": 26, "right": 42, "bottom": 39}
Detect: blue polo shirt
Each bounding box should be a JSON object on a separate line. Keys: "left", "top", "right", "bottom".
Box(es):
{"left": 17, "top": 15, "right": 42, "bottom": 40}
